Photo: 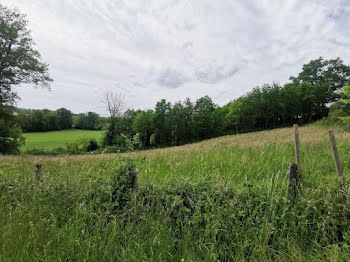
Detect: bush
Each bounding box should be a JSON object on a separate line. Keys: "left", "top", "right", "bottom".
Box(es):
{"left": 66, "top": 138, "right": 99, "bottom": 154}
{"left": 87, "top": 139, "right": 99, "bottom": 151}
{"left": 86, "top": 157, "right": 137, "bottom": 215}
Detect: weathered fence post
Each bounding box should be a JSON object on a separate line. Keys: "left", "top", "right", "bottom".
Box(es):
{"left": 35, "top": 164, "right": 42, "bottom": 182}
{"left": 294, "top": 124, "right": 301, "bottom": 177}
{"left": 329, "top": 130, "right": 343, "bottom": 178}
{"left": 287, "top": 163, "right": 301, "bottom": 199}
{"left": 129, "top": 168, "right": 138, "bottom": 192}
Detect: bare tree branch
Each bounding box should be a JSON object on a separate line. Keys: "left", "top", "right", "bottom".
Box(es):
{"left": 101, "top": 90, "right": 125, "bottom": 119}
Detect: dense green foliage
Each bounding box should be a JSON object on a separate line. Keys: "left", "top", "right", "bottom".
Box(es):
{"left": 104, "top": 57, "right": 350, "bottom": 149}
{"left": 0, "top": 103, "right": 23, "bottom": 154}
{"left": 339, "top": 85, "right": 350, "bottom": 124}
{"left": 17, "top": 108, "right": 107, "bottom": 133}
{"left": 317, "top": 85, "right": 350, "bottom": 128}
{"left": 2, "top": 125, "right": 350, "bottom": 261}
{"left": 0, "top": 4, "right": 51, "bottom": 154}
{"left": 17, "top": 108, "right": 73, "bottom": 132}
{"left": 65, "top": 137, "right": 100, "bottom": 154}
{"left": 74, "top": 111, "right": 103, "bottom": 130}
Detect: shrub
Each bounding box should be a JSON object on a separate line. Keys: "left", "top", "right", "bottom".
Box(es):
{"left": 66, "top": 138, "right": 99, "bottom": 154}
{"left": 87, "top": 139, "right": 99, "bottom": 151}
{"left": 86, "top": 157, "right": 137, "bottom": 215}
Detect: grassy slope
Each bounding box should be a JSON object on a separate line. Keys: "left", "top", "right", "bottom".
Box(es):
{"left": 1, "top": 124, "right": 350, "bottom": 261}
{"left": 22, "top": 129, "right": 106, "bottom": 151}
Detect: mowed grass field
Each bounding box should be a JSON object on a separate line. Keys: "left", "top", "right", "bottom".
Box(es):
{"left": 21, "top": 129, "right": 106, "bottom": 151}
{"left": 2, "top": 124, "right": 350, "bottom": 261}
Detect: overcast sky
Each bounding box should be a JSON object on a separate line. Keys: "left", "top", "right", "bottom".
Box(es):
{"left": 3, "top": 0, "right": 350, "bottom": 115}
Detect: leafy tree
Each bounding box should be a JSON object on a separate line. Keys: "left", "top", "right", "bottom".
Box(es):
{"left": 0, "top": 4, "right": 52, "bottom": 153}
{"left": 75, "top": 112, "right": 100, "bottom": 130}
{"left": 0, "top": 103, "right": 23, "bottom": 154}
{"left": 75, "top": 113, "right": 87, "bottom": 129}
{"left": 16, "top": 109, "right": 33, "bottom": 132}
{"left": 132, "top": 110, "right": 154, "bottom": 147}
{"left": 0, "top": 4, "right": 52, "bottom": 91}
{"left": 280, "top": 83, "right": 302, "bottom": 124}
{"left": 31, "top": 110, "right": 46, "bottom": 131}
{"left": 182, "top": 98, "right": 195, "bottom": 143}
{"left": 290, "top": 57, "right": 350, "bottom": 121}
{"left": 226, "top": 99, "right": 242, "bottom": 134}
{"left": 56, "top": 108, "right": 72, "bottom": 129}
{"left": 340, "top": 85, "right": 350, "bottom": 105}
{"left": 212, "top": 106, "right": 227, "bottom": 136}
{"left": 193, "top": 96, "right": 216, "bottom": 139}
{"left": 87, "top": 112, "right": 99, "bottom": 130}
{"left": 119, "top": 109, "right": 139, "bottom": 134}
{"left": 171, "top": 101, "right": 186, "bottom": 145}
{"left": 339, "top": 85, "right": 350, "bottom": 124}
{"left": 153, "top": 99, "right": 172, "bottom": 145}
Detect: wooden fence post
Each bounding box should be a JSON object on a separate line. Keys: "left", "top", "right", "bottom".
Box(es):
{"left": 287, "top": 163, "right": 301, "bottom": 199}
{"left": 35, "top": 164, "right": 42, "bottom": 182}
{"left": 129, "top": 168, "right": 138, "bottom": 192}
{"left": 294, "top": 124, "right": 301, "bottom": 177}
{"left": 329, "top": 130, "right": 343, "bottom": 178}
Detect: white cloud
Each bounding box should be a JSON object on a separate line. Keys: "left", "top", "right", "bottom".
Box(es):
{"left": 2, "top": 0, "right": 350, "bottom": 114}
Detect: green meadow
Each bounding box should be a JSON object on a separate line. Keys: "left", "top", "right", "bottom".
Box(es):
{"left": 2, "top": 125, "right": 350, "bottom": 261}
{"left": 21, "top": 129, "right": 106, "bottom": 151}
{"left": 3, "top": 1, "right": 350, "bottom": 261}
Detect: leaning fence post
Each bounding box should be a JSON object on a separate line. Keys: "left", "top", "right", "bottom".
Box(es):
{"left": 294, "top": 124, "right": 301, "bottom": 177}
{"left": 35, "top": 164, "right": 42, "bottom": 182}
{"left": 287, "top": 163, "right": 301, "bottom": 200}
{"left": 328, "top": 130, "right": 343, "bottom": 179}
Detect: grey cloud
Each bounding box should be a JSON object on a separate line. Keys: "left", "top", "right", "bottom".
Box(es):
{"left": 195, "top": 63, "right": 239, "bottom": 84}
{"left": 157, "top": 68, "right": 189, "bottom": 88}
{"left": 182, "top": 41, "right": 193, "bottom": 49}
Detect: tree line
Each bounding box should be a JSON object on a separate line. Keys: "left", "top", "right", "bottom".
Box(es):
{"left": 104, "top": 57, "right": 350, "bottom": 149}
{"left": 16, "top": 108, "right": 106, "bottom": 132}
{"left": 1, "top": 3, "right": 350, "bottom": 154}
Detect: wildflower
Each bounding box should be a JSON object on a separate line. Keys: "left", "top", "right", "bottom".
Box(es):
{"left": 181, "top": 259, "right": 184, "bottom": 262}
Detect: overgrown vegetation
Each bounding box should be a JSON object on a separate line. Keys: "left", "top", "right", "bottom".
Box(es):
{"left": 1, "top": 125, "right": 350, "bottom": 261}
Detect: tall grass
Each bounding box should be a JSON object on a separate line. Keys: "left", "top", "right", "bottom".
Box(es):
{"left": 1, "top": 125, "right": 350, "bottom": 261}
